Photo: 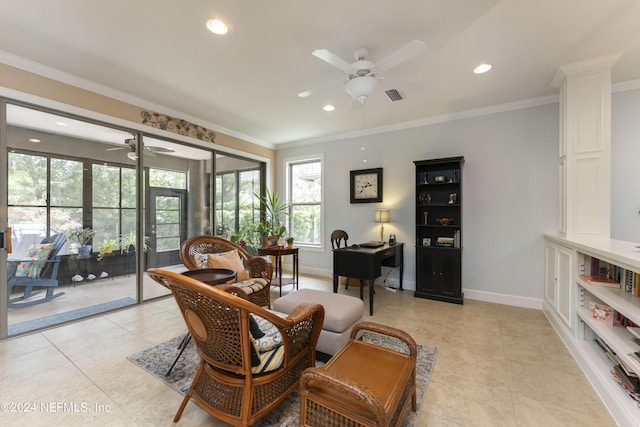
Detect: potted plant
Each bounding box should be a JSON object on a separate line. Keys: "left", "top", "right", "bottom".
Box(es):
{"left": 255, "top": 188, "right": 290, "bottom": 244}
{"left": 99, "top": 238, "right": 118, "bottom": 254}
{"left": 119, "top": 230, "right": 150, "bottom": 254}
{"left": 285, "top": 236, "right": 294, "bottom": 249}
{"left": 66, "top": 227, "right": 96, "bottom": 258}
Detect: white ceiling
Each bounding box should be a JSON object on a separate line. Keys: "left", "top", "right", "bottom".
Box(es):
{"left": 1, "top": 0, "right": 639, "bottom": 147}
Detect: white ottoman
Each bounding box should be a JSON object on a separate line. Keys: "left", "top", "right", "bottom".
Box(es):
{"left": 272, "top": 289, "right": 364, "bottom": 355}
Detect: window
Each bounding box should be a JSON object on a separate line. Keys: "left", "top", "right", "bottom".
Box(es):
{"left": 287, "top": 158, "right": 322, "bottom": 246}
{"left": 215, "top": 168, "right": 260, "bottom": 236}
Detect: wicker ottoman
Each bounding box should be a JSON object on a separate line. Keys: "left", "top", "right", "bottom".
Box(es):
{"left": 272, "top": 289, "right": 364, "bottom": 355}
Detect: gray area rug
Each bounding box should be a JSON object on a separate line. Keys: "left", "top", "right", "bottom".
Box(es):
{"left": 9, "top": 297, "right": 136, "bottom": 335}
{"left": 128, "top": 332, "right": 437, "bottom": 426}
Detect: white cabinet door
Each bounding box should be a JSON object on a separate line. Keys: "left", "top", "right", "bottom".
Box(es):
{"left": 544, "top": 244, "right": 557, "bottom": 309}
{"left": 555, "top": 245, "right": 574, "bottom": 329}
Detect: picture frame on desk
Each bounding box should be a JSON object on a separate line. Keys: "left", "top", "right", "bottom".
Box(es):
{"left": 262, "top": 235, "right": 279, "bottom": 248}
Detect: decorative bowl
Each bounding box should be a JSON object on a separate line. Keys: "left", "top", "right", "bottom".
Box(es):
{"left": 434, "top": 175, "right": 446, "bottom": 182}
{"left": 436, "top": 217, "right": 454, "bottom": 225}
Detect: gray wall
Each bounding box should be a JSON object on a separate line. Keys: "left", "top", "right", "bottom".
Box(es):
{"left": 611, "top": 88, "right": 640, "bottom": 242}
{"left": 278, "top": 88, "right": 640, "bottom": 306}
{"left": 277, "top": 102, "right": 560, "bottom": 307}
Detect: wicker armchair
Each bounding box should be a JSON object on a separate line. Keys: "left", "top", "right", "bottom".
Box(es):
{"left": 147, "top": 269, "right": 324, "bottom": 427}
{"left": 180, "top": 235, "right": 273, "bottom": 307}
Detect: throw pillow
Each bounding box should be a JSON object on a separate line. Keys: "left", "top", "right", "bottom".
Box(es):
{"left": 207, "top": 250, "right": 250, "bottom": 281}
{"left": 15, "top": 243, "right": 55, "bottom": 278}
{"left": 193, "top": 253, "right": 208, "bottom": 269}
{"left": 249, "top": 314, "right": 265, "bottom": 338}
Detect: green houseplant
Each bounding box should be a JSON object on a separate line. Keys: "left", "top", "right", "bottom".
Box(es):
{"left": 66, "top": 227, "right": 96, "bottom": 258}
{"left": 256, "top": 188, "right": 290, "bottom": 243}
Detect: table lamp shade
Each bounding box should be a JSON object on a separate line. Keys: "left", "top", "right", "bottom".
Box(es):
{"left": 374, "top": 209, "right": 390, "bottom": 223}
{"left": 374, "top": 209, "right": 390, "bottom": 242}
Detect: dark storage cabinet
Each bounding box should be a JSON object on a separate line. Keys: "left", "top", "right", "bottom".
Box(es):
{"left": 414, "top": 157, "right": 464, "bottom": 304}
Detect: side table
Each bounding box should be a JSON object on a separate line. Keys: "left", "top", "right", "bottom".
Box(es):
{"left": 258, "top": 246, "right": 299, "bottom": 296}
{"left": 182, "top": 268, "right": 237, "bottom": 285}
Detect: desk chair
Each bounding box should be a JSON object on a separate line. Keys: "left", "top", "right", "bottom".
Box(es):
{"left": 331, "top": 230, "right": 353, "bottom": 290}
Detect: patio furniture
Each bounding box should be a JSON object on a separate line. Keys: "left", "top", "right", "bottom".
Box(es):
{"left": 300, "top": 322, "right": 417, "bottom": 427}
{"left": 272, "top": 289, "right": 363, "bottom": 357}
{"left": 7, "top": 233, "right": 67, "bottom": 308}
{"left": 180, "top": 235, "right": 273, "bottom": 307}
{"left": 147, "top": 268, "right": 324, "bottom": 427}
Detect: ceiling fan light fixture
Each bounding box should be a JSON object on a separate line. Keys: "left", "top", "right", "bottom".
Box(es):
{"left": 345, "top": 76, "right": 379, "bottom": 103}
{"left": 206, "top": 19, "right": 228, "bottom": 35}
{"left": 322, "top": 104, "right": 335, "bottom": 112}
{"left": 127, "top": 151, "right": 138, "bottom": 160}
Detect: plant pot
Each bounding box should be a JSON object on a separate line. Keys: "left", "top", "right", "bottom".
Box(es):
{"left": 77, "top": 245, "right": 92, "bottom": 258}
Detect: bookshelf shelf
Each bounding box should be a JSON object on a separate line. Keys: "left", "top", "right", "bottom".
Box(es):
{"left": 544, "top": 234, "right": 640, "bottom": 426}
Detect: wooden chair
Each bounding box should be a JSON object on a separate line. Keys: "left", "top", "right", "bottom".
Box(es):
{"left": 7, "top": 233, "right": 67, "bottom": 308}
{"left": 180, "top": 235, "right": 273, "bottom": 308}
{"left": 147, "top": 268, "right": 324, "bottom": 427}
{"left": 331, "top": 229, "right": 353, "bottom": 289}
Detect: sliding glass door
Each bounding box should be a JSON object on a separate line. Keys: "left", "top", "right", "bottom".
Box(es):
{"left": 1, "top": 100, "right": 266, "bottom": 339}
{"left": 3, "top": 103, "right": 138, "bottom": 336}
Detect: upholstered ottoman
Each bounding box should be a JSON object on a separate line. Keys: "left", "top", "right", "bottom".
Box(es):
{"left": 272, "top": 289, "right": 364, "bottom": 356}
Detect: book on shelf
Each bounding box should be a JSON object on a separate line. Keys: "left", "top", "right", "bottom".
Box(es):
{"left": 590, "top": 301, "right": 614, "bottom": 325}
{"left": 579, "top": 274, "right": 620, "bottom": 288}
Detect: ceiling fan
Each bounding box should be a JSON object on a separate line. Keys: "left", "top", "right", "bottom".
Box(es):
{"left": 106, "top": 137, "right": 175, "bottom": 160}
{"left": 299, "top": 40, "right": 427, "bottom": 104}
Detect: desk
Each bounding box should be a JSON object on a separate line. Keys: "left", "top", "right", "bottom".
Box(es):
{"left": 333, "top": 243, "right": 404, "bottom": 315}
{"left": 258, "top": 246, "right": 298, "bottom": 296}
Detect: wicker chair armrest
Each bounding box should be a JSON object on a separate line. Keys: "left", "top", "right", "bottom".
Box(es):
{"left": 245, "top": 256, "right": 273, "bottom": 281}
{"left": 270, "top": 303, "right": 324, "bottom": 359}
{"left": 351, "top": 321, "right": 417, "bottom": 360}
{"left": 301, "top": 367, "right": 388, "bottom": 425}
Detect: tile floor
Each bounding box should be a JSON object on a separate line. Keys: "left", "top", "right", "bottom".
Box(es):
{"left": 0, "top": 274, "right": 617, "bottom": 426}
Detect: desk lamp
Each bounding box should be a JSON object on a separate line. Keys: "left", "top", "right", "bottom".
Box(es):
{"left": 374, "top": 209, "right": 390, "bottom": 242}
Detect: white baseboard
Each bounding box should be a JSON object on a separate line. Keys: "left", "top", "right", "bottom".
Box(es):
{"left": 300, "top": 267, "right": 543, "bottom": 310}
{"left": 461, "top": 288, "right": 543, "bottom": 310}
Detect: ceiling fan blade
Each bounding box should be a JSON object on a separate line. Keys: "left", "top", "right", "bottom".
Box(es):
{"left": 298, "top": 80, "right": 344, "bottom": 98}
{"left": 146, "top": 146, "right": 175, "bottom": 153}
{"left": 312, "top": 49, "right": 354, "bottom": 74}
{"left": 105, "top": 146, "right": 128, "bottom": 151}
{"left": 373, "top": 40, "right": 426, "bottom": 72}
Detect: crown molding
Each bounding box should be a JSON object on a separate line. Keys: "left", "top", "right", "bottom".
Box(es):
{"left": 0, "top": 49, "right": 274, "bottom": 150}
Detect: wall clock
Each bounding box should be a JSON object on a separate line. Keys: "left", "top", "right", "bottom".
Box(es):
{"left": 350, "top": 168, "right": 383, "bottom": 203}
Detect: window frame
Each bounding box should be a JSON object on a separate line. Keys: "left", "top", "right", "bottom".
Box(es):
{"left": 285, "top": 155, "right": 323, "bottom": 249}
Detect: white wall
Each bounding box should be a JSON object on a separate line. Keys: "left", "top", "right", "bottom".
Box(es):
{"left": 611, "top": 88, "right": 640, "bottom": 242}
{"left": 277, "top": 102, "right": 560, "bottom": 308}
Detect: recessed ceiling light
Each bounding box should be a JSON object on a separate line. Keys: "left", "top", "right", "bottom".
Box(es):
{"left": 29, "top": 138, "right": 41, "bottom": 143}
{"left": 473, "top": 63, "right": 492, "bottom": 74}
{"left": 322, "top": 105, "right": 336, "bottom": 112}
{"left": 206, "top": 19, "right": 228, "bottom": 35}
